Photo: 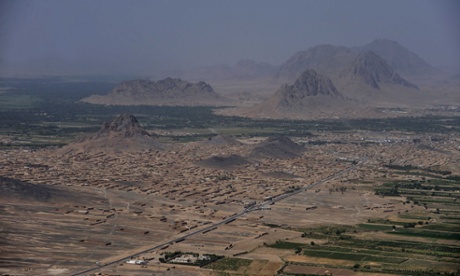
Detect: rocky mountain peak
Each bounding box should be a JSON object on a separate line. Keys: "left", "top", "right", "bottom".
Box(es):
{"left": 361, "top": 39, "right": 435, "bottom": 75}
{"left": 156, "top": 77, "right": 187, "bottom": 90}
{"left": 65, "top": 114, "right": 163, "bottom": 154}
{"left": 350, "top": 51, "right": 418, "bottom": 89}
{"left": 278, "top": 45, "right": 353, "bottom": 80}
{"left": 195, "top": 81, "right": 214, "bottom": 92}
{"left": 135, "top": 78, "right": 216, "bottom": 97}
{"left": 276, "top": 69, "right": 341, "bottom": 99}
{"left": 97, "top": 113, "right": 150, "bottom": 138}
{"left": 250, "top": 135, "right": 305, "bottom": 159}
{"left": 81, "top": 77, "right": 229, "bottom": 106}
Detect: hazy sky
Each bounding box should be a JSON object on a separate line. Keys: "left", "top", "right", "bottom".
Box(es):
{"left": 1, "top": 0, "right": 459, "bottom": 76}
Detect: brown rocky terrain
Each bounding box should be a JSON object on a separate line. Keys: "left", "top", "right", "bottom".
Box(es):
{"left": 359, "top": 38, "right": 437, "bottom": 76}
{"left": 346, "top": 51, "right": 418, "bottom": 90}
{"left": 196, "top": 154, "right": 251, "bottom": 170}
{"left": 277, "top": 39, "right": 440, "bottom": 82}
{"left": 216, "top": 40, "right": 450, "bottom": 119}
{"left": 200, "top": 134, "right": 242, "bottom": 147}
{"left": 260, "top": 171, "right": 301, "bottom": 179}
{"left": 78, "top": 39, "right": 457, "bottom": 121}
{"left": 1, "top": 128, "right": 459, "bottom": 275}
{"left": 219, "top": 69, "right": 359, "bottom": 119}
{"left": 82, "top": 78, "right": 233, "bottom": 106}
{"left": 60, "top": 113, "right": 163, "bottom": 154}
{"left": 277, "top": 44, "right": 354, "bottom": 80}
{"left": 249, "top": 136, "right": 305, "bottom": 160}
{"left": 0, "top": 176, "right": 54, "bottom": 201}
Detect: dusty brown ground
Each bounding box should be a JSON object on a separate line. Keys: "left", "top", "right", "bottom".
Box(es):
{"left": 0, "top": 131, "right": 459, "bottom": 275}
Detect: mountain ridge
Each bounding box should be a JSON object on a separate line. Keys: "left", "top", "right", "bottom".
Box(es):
{"left": 359, "top": 39, "right": 436, "bottom": 75}
{"left": 81, "top": 78, "right": 232, "bottom": 106}
{"left": 347, "top": 51, "right": 418, "bottom": 90}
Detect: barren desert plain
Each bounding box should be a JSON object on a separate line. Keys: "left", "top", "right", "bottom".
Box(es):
{"left": 1, "top": 76, "right": 460, "bottom": 276}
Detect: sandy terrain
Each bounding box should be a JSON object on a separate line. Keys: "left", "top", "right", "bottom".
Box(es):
{"left": 0, "top": 130, "right": 459, "bottom": 274}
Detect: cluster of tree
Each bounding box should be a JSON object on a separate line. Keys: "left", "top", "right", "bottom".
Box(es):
{"left": 159, "top": 251, "right": 222, "bottom": 267}
{"left": 329, "top": 186, "right": 347, "bottom": 194}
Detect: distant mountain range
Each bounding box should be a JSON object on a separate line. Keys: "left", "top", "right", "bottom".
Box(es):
{"left": 227, "top": 69, "right": 353, "bottom": 119}
{"left": 81, "top": 78, "right": 233, "bottom": 106}
{"left": 277, "top": 39, "right": 435, "bottom": 81}
{"left": 215, "top": 39, "right": 441, "bottom": 119}
{"left": 346, "top": 51, "right": 418, "bottom": 90}
{"left": 176, "top": 39, "right": 437, "bottom": 82}
{"left": 358, "top": 39, "right": 436, "bottom": 75}
{"left": 81, "top": 39, "right": 456, "bottom": 119}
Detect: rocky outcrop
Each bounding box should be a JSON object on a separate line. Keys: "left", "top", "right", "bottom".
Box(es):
{"left": 0, "top": 176, "right": 52, "bottom": 201}
{"left": 89, "top": 113, "right": 151, "bottom": 140}
{"left": 274, "top": 69, "right": 343, "bottom": 110}
{"left": 277, "top": 69, "right": 341, "bottom": 98}
{"left": 360, "top": 39, "right": 436, "bottom": 75}
{"left": 82, "top": 78, "right": 230, "bottom": 106}
{"left": 278, "top": 45, "right": 354, "bottom": 80}
{"left": 196, "top": 154, "right": 250, "bottom": 169}
{"left": 221, "top": 69, "right": 350, "bottom": 119}
{"left": 349, "top": 51, "right": 418, "bottom": 89}
{"left": 249, "top": 136, "right": 305, "bottom": 159}
{"left": 110, "top": 78, "right": 216, "bottom": 98}
{"left": 279, "top": 39, "right": 436, "bottom": 80}
{"left": 62, "top": 114, "right": 163, "bottom": 154}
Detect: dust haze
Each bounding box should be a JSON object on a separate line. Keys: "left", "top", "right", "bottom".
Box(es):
{"left": 1, "top": 0, "right": 460, "bottom": 76}
{"left": 1, "top": 1, "right": 460, "bottom": 276}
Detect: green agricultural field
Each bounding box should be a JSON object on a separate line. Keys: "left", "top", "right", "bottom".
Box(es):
{"left": 388, "top": 228, "right": 460, "bottom": 240}
{"left": 205, "top": 257, "right": 252, "bottom": 271}
{"left": 302, "top": 249, "right": 408, "bottom": 264}
{"left": 357, "top": 223, "right": 395, "bottom": 231}
{"left": 2, "top": 77, "right": 460, "bottom": 149}
{"left": 0, "top": 94, "right": 43, "bottom": 109}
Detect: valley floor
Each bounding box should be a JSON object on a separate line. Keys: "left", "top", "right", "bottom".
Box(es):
{"left": 1, "top": 130, "right": 459, "bottom": 275}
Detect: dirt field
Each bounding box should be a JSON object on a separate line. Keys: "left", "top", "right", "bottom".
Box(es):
{"left": 284, "top": 264, "right": 355, "bottom": 276}
{"left": 1, "top": 130, "right": 459, "bottom": 275}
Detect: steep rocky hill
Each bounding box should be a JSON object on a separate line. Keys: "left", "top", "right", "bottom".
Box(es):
{"left": 81, "top": 78, "right": 232, "bottom": 106}
{"left": 60, "top": 114, "right": 163, "bottom": 154}
{"left": 359, "top": 39, "right": 436, "bottom": 75}
{"left": 218, "top": 40, "right": 434, "bottom": 119}
{"left": 196, "top": 154, "right": 250, "bottom": 170}
{"left": 82, "top": 113, "right": 152, "bottom": 141}
{"left": 0, "top": 176, "right": 53, "bottom": 201}
{"left": 274, "top": 69, "right": 344, "bottom": 110}
{"left": 278, "top": 45, "right": 354, "bottom": 80}
{"left": 249, "top": 136, "right": 305, "bottom": 159}
{"left": 347, "top": 51, "right": 418, "bottom": 90}
{"left": 278, "top": 40, "right": 436, "bottom": 81}
{"left": 226, "top": 69, "right": 352, "bottom": 119}
{"left": 277, "top": 69, "right": 342, "bottom": 97}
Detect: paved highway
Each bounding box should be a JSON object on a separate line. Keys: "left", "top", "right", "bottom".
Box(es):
{"left": 71, "top": 159, "right": 365, "bottom": 275}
